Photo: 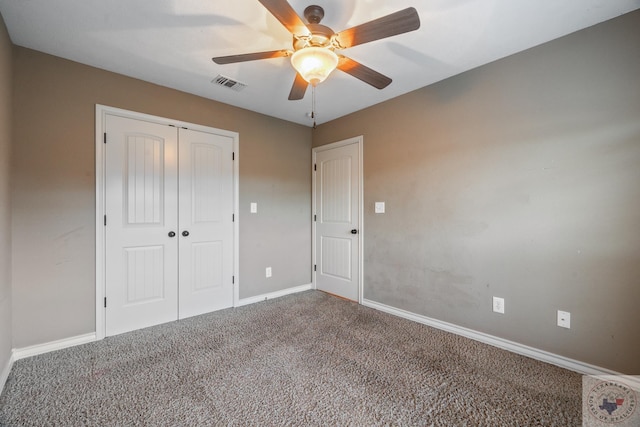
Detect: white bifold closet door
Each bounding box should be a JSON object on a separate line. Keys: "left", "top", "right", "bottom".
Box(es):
{"left": 105, "top": 115, "right": 233, "bottom": 336}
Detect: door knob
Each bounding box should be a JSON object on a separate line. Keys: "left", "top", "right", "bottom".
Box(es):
{"left": 351, "top": 229, "right": 358, "bottom": 234}
{"left": 168, "top": 231, "right": 176, "bottom": 238}
{"left": 182, "top": 230, "right": 190, "bottom": 237}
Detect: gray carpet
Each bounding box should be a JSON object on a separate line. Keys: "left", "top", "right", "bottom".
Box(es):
{"left": 0, "top": 290, "right": 581, "bottom": 426}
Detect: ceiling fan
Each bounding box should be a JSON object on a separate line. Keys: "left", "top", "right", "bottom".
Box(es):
{"left": 212, "top": 0, "right": 421, "bottom": 100}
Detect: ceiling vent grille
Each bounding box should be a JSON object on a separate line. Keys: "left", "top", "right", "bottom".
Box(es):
{"left": 212, "top": 74, "right": 247, "bottom": 92}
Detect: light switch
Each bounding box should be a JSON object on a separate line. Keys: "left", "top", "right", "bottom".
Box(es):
{"left": 375, "top": 202, "right": 385, "bottom": 214}
{"left": 250, "top": 202, "right": 257, "bottom": 213}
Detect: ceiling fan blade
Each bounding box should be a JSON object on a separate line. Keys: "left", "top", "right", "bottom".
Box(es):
{"left": 258, "top": 0, "right": 311, "bottom": 36}
{"left": 334, "top": 7, "right": 420, "bottom": 48}
{"left": 212, "top": 49, "right": 290, "bottom": 64}
{"left": 288, "top": 73, "right": 308, "bottom": 100}
{"left": 337, "top": 56, "right": 392, "bottom": 89}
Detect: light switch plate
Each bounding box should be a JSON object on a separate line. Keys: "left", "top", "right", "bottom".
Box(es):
{"left": 375, "top": 202, "right": 385, "bottom": 214}
{"left": 493, "top": 296, "right": 505, "bottom": 314}
{"left": 250, "top": 202, "right": 257, "bottom": 213}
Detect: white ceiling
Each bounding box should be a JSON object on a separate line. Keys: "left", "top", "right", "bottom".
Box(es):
{"left": 1, "top": 0, "right": 638, "bottom": 126}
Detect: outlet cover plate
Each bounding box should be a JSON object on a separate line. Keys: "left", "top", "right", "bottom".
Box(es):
{"left": 557, "top": 310, "right": 571, "bottom": 328}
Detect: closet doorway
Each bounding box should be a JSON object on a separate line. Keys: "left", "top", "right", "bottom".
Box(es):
{"left": 96, "top": 106, "right": 239, "bottom": 337}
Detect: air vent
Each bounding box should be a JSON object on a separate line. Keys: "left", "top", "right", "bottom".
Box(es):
{"left": 212, "top": 74, "right": 247, "bottom": 92}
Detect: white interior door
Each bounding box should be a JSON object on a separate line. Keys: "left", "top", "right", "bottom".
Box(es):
{"left": 314, "top": 139, "right": 361, "bottom": 301}
{"left": 105, "top": 115, "right": 179, "bottom": 336}
{"left": 103, "top": 112, "right": 235, "bottom": 336}
{"left": 178, "top": 128, "right": 234, "bottom": 319}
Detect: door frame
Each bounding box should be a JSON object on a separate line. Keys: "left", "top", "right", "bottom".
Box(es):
{"left": 95, "top": 104, "right": 240, "bottom": 340}
{"left": 312, "top": 136, "right": 364, "bottom": 303}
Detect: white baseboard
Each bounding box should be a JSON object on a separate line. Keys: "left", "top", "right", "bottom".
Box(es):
{"left": 236, "top": 283, "right": 312, "bottom": 307}
{"left": 8, "top": 285, "right": 312, "bottom": 365}
{"left": 12, "top": 333, "right": 96, "bottom": 361}
{"left": 362, "top": 298, "right": 623, "bottom": 377}
{"left": 0, "top": 351, "right": 14, "bottom": 395}
{"left": 4, "top": 294, "right": 622, "bottom": 395}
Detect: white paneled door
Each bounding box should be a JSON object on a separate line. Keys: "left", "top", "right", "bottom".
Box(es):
{"left": 314, "top": 139, "right": 361, "bottom": 301}
{"left": 178, "top": 128, "right": 234, "bottom": 319}
{"left": 104, "top": 115, "right": 234, "bottom": 336}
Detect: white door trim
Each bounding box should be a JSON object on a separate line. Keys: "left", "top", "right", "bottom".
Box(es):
{"left": 312, "top": 136, "right": 364, "bottom": 303}
{"left": 95, "top": 104, "right": 240, "bottom": 340}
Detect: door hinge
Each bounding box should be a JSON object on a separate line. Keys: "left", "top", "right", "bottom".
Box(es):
{"left": 104, "top": 215, "right": 107, "bottom": 226}
{"left": 314, "top": 264, "right": 317, "bottom": 272}
{"left": 232, "top": 152, "right": 235, "bottom": 161}
{"left": 104, "top": 297, "right": 107, "bottom": 308}
{"left": 232, "top": 213, "right": 235, "bottom": 222}
{"left": 103, "top": 132, "right": 107, "bottom": 144}
{"left": 232, "top": 275, "right": 235, "bottom": 284}
{"left": 314, "top": 163, "right": 316, "bottom": 171}
{"left": 314, "top": 214, "right": 316, "bottom": 222}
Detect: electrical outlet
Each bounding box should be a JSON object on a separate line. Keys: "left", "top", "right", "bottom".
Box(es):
{"left": 265, "top": 267, "right": 272, "bottom": 278}
{"left": 557, "top": 310, "right": 571, "bottom": 328}
{"left": 493, "top": 296, "right": 505, "bottom": 314}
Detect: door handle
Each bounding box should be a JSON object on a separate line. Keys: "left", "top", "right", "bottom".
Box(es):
{"left": 182, "top": 230, "right": 190, "bottom": 237}
{"left": 168, "top": 231, "right": 176, "bottom": 238}
{"left": 351, "top": 229, "right": 358, "bottom": 234}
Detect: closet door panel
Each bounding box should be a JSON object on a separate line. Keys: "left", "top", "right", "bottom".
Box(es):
{"left": 105, "top": 115, "right": 179, "bottom": 336}
{"left": 178, "top": 128, "right": 234, "bottom": 319}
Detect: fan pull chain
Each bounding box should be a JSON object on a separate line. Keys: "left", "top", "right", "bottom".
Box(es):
{"left": 311, "top": 84, "right": 317, "bottom": 129}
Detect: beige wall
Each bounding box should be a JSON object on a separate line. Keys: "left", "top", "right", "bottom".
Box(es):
{"left": 0, "top": 14, "right": 12, "bottom": 381}
{"left": 4, "top": 8, "right": 639, "bottom": 375}
{"left": 11, "top": 47, "right": 311, "bottom": 348}
{"left": 313, "top": 11, "right": 640, "bottom": 373}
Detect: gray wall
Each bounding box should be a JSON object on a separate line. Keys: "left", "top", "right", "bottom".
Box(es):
{"left": 11, "top": 47, "right": 311, "bottom": 348}
{"left": 0, "top": 14, "right": 12, "bottom": 380}
{"left": 313, "top": 11, "right": 640, "bottom": 374}
{"left": 4, "top": 8, "right": 639, "bottom": 375}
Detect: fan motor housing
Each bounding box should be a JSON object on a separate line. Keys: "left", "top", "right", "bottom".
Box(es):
{"left": 293, "top": 23, "right": 334, "bottom": 50}
{"left": 292, "top": 5, "right": 334, "bottom": 51}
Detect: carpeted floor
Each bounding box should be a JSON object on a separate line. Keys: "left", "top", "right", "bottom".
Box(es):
{"left": 0, "top": 290, "right": 582, "bottom": 426}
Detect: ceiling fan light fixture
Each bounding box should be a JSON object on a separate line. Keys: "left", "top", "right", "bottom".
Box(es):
{"left": 291, "top": 46, "right": 338, "bottom": 86}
